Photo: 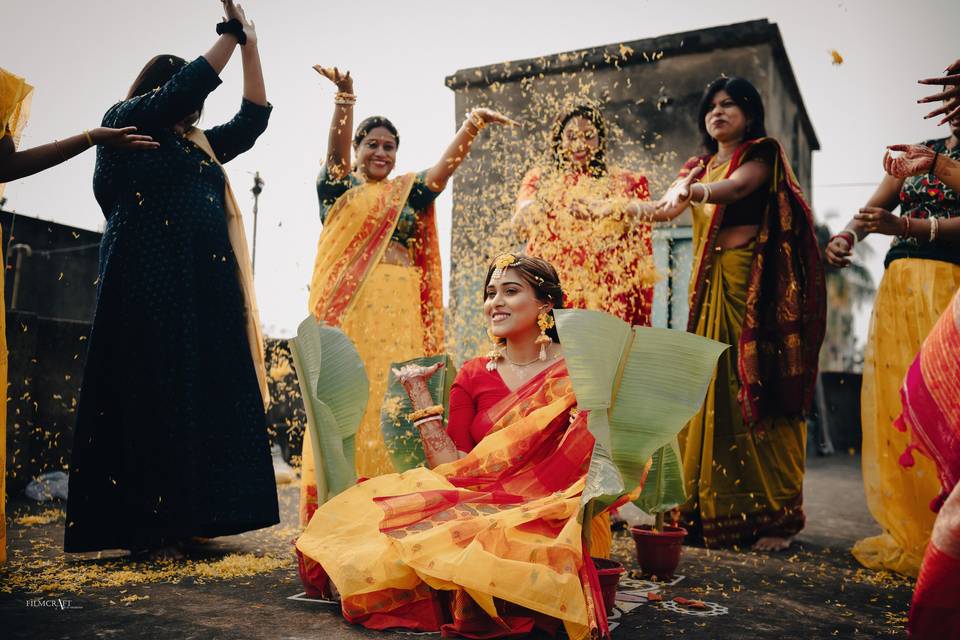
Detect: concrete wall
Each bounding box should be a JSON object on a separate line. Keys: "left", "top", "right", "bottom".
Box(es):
{"left": 444, "top": 20, "right": 818, "bottom": 362}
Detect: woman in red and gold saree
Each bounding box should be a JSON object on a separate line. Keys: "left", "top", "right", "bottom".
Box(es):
{"left": 296, "top": 255, "right": 614, "bottom": 639}
{"left": 656, "top": 77, "right": 826, "bottom": 551}
{"left": 299, "top": 65, "right": 516, "bottom": 522}
{"left": 513, "top": 104, "right": 657, "bottom": 326}
{"left": 825, "top": 121, "right": 960, "bottom": 576}
{"left": 894, "top": 288, "right": 960, "bottom": 638}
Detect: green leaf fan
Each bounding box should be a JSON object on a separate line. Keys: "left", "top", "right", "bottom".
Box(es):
{"left": 380, "top": 355, "right": 457, "bottom": 472}
{"left": 289, "top": 317, "right": 369, "bottom": 505}
{"left": 553, "top": 309, "right": 727, "bottom": 518}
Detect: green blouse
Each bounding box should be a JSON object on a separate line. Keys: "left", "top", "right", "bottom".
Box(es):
{"left": 316, "top": 167, "right": 440, "bottom": 247}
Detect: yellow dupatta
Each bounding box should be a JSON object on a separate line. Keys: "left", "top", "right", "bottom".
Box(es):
{"left": 185, "top": 129, "right": 269, "bottom": 408}
{"left": 0, "top": 66, "right": 33, "bottom": 566}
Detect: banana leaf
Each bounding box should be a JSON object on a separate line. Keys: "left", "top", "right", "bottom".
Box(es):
{"left": 553, "top": 309, "right": 726, "bottom": 517}
{"left": 635, "top": 437, "right": 686, "bottom": 514}
{"left": 380, "top": 355, "right": 457, "bottom": 472}
{"left": 289, "top": 318, "right": 369, "bottom": 505}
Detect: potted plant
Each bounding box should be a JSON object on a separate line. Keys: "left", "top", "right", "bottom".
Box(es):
{"left": 629, "top": 441, "right": 688, "bottom": 579}
{"left": 552, "top": 309, "right": 724, "bottom": 584}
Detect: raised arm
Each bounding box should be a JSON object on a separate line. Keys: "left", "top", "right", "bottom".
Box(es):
{"left": 231, "top": 2, "right": 266, "bottom": 107}
{"left": 116, "top": 1, "right": 250, "bottom": 131}
{"left": 202, "top": 4, "right": 271, "bottom": 164}
{"left": 423, "top": 108, "right": 519, "bottom": 193}
{"left": 0, "top": 127, "right": 157, "bottom": 183}
{"left": 313, "top": 66, "right": 353, "bottom": 180}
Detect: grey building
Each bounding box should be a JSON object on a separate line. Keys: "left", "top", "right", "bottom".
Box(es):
{"left": 444, "top": 19, "right": 819, "bottom": 362}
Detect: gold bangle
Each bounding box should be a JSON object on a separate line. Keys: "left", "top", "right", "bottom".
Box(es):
{"left": 468, "top": 112, "right": 486, "bottom": 132}
{"left": 83, "top": 129, "right": 94, "bottom": 147}
{"left": 407, "top": 404, "right": 444, "bottom": 423}
{"left": 334, "top": 91, "right": 356, "bottom": 106}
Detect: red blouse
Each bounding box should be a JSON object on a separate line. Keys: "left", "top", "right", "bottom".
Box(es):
{"left": 446, "top": 357, "right": 512, "bottom": 452}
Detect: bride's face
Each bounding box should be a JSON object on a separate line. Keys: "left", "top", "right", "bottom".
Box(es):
{"left": 484, "top": 268, "right": 549, "bottom": 341}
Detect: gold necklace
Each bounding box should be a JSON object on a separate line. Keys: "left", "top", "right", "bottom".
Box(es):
{"left": 504, "top": 350, "right": 540, "bottom": 367}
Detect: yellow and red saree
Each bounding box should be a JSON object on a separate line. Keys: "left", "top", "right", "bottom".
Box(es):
{"left": 896, "top": 289, "right": 960, "bottom": 635}
{"left": 300, "top": 174, "right": 444, "bottom": 521}
{"left": 296, "top": 362, "right": 610, "bottom": 640}
{"left": 517, "top": 166, "right": 657, "bottom": 326}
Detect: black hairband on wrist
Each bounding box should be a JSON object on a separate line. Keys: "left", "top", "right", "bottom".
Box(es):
{"left": 216, "top": 18, "right": 247, "bottom": 45}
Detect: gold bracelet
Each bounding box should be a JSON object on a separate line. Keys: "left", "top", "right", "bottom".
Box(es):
{"left": 83, "top": 129, "right": 94, "bottom": 147}
{"left": 334, "top": 91, "right": 356, "bottom": 106}
{"left": 407, "top": 404, "right": 444, "bottom": 423}
{"left": 468, "top": 112, "right": 486, "bottom": 132}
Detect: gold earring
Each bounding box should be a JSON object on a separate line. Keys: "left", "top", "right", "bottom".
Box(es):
{"left": 536, "top": 308, "right": 555, "bottom": 361}
{"left": 486, "top": 328, "right": 504, "bottom": 372}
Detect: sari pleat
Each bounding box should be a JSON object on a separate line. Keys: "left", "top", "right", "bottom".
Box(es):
{"left": 681, "top": 242, "right": 806, "bottom": 546}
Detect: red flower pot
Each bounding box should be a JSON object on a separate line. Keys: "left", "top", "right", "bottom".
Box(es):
{"left": 592, "top": 557, "right": 625, "bottom": 615}
{"left": 629, "top": 525, "right": 687, "bottom": 579}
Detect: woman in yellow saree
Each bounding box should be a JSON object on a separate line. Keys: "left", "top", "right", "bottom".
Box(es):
{"left": 300, "top": 66, "right": 516, "bottom": 522}
{"left": 825, "top": 124, "right": 960, "bottom": 576}
{"left": 297, "top": 255, "right": 614, "bottom": 639}
{"left": 656, "top": 77, "right": 826, "bottom": 551}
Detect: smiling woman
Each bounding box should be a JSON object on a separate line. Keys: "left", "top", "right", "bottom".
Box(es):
{"left": 298, "top": 66, "right": 517, "bottom": 523}
{"left": 296, "top": 253, "right": 616, "bottom": 639}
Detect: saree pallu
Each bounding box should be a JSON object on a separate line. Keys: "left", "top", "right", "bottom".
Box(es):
{"left": 853, "top": 259, "right": 960, "bottom": 576}
{"left": 300, "top": 174, "right": 444, "bottom": 522}
{"left": 681, "top": 139, "right": 825, "bottom": 425}
{"left": 0, "top": 67, "right": 33, "bottom": 564}
{"left": 897, "top": 290, "right": 960, "bottom": 638}
{"left": 296, "top": 363, "right": 609, "bottom": 640}
{"left": 680, "top": 242, "right": 807, "bottom": 546}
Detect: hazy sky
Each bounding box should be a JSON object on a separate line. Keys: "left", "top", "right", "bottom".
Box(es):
{"left": 3, "top": 0, "right": 957, "bottom": 345}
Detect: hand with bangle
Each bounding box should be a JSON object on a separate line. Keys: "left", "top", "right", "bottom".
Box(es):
{"left": 657, "top": 165, "right": 705, "bottom": 211}
{"left": 825, "top": 228, "right": 858, "bottom": 268}
{"left": 313, "top": 65, "right": 354, "bottom": 105}
{"left": 465, "top": 107, "right": 520, "bottom": 135}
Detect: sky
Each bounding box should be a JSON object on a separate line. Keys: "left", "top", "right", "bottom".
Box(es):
{"left": 3, "top": 0, "right": 957, "bottom": 345}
